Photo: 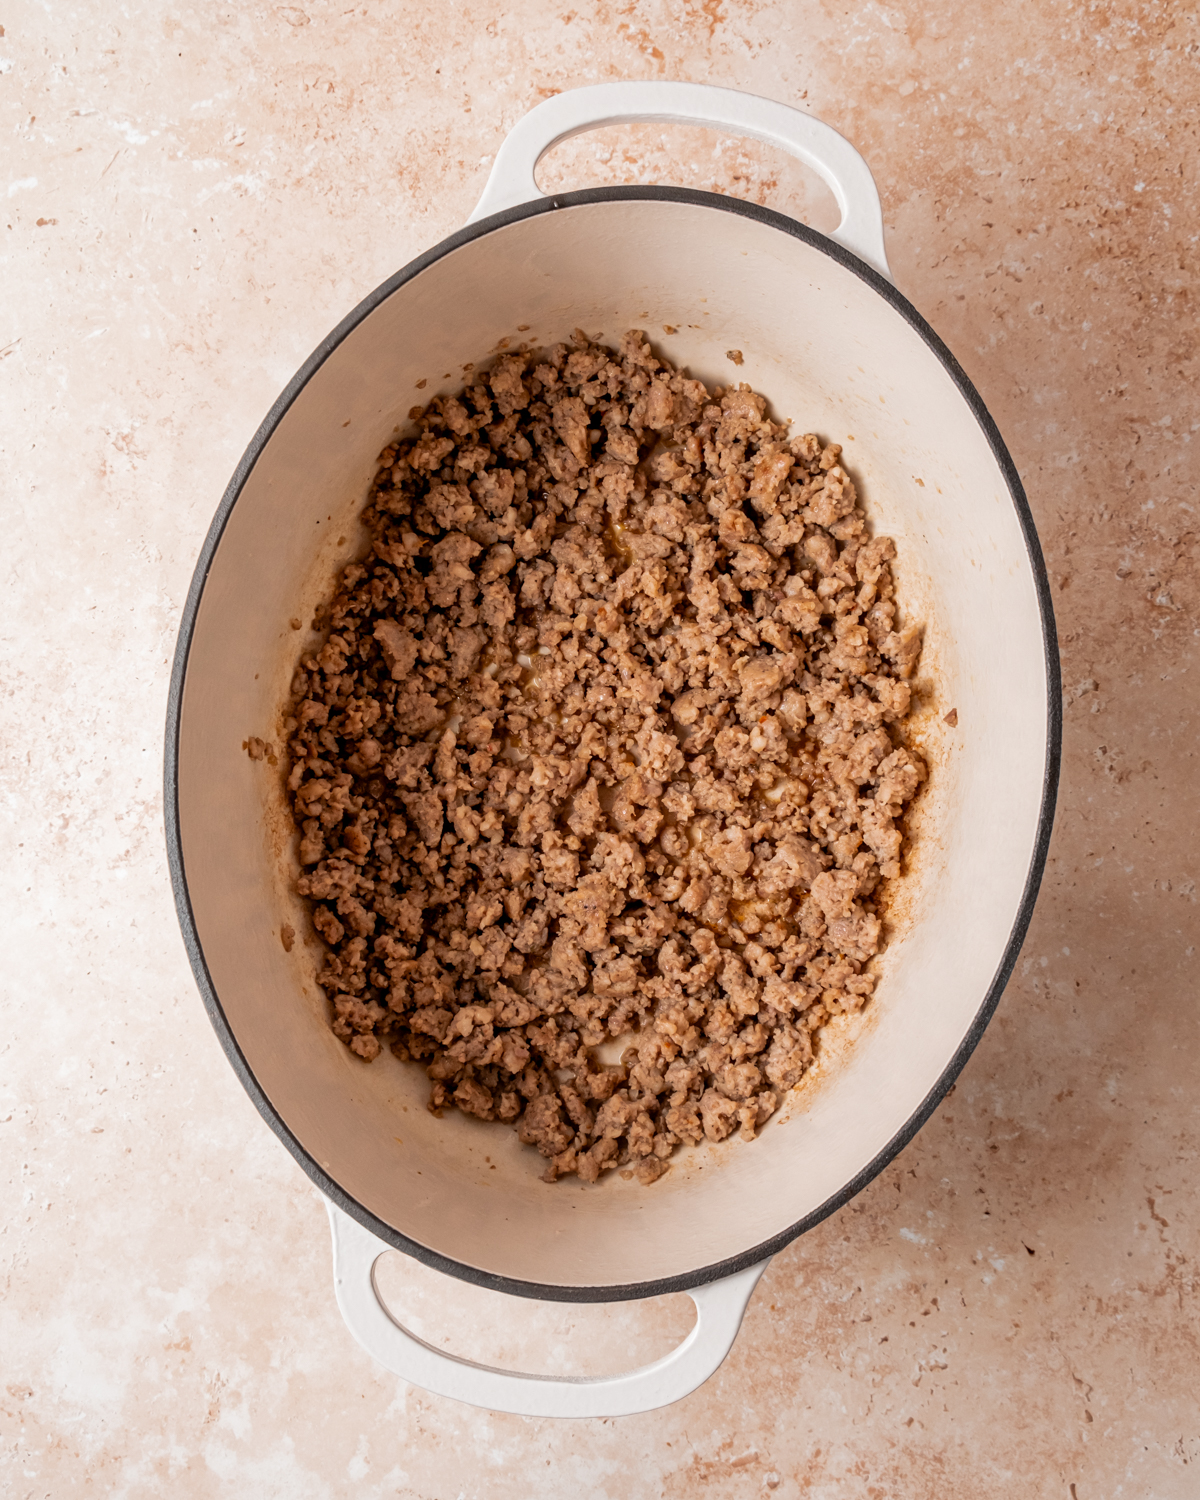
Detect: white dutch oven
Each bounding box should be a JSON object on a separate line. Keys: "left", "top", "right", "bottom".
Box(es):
{"left": 166, "top": 83, "right": 1060, "bottom": 1418}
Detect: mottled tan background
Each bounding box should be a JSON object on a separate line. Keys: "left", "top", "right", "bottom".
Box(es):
{"left": 2, "top": 0, "right": 1197, "bottom": 1495}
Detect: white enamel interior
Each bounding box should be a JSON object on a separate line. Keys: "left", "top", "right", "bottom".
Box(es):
{"left": 176, "top": 198, "right": 1049, "bottom": 1291}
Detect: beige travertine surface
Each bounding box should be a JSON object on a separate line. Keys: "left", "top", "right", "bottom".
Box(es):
{"left": 2, "top": 0, "right": 1197, "bottom": 1494}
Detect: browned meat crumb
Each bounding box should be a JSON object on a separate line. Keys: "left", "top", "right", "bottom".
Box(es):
{"left": 244, "top": 736, "right": 277, "bottom": 765}
{"left": 282, "top": 329, "right": 925, "bottom": 1185}
{"left": 281, "top": 924, "right": 296, "bottom": 953}
{"left": 725, "top": 350, "right": 744, "bottom": 366}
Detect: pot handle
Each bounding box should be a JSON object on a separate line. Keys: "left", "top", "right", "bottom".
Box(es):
{"left": 467, "top": 80, "right": 891, "bottom": 281}
{"left": 326, "top": 1199, "right": 770, "bottom": 1418}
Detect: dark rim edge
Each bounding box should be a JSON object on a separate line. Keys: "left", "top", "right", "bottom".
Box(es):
{"left": 165, "top": 183, "right": 1062, "bottom": 1304}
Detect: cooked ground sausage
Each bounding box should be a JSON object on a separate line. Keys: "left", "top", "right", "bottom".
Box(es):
{"left": 282, "top": 329, "right": 925, "bottom": 1184}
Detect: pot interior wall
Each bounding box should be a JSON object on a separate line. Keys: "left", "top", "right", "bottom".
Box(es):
{"left": 176, "top": 198, "right": 1049, "bottom": 1291}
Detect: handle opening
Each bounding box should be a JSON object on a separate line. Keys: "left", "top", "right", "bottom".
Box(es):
{"left": 373, "top": 1246, "right": 696, "bottom": 1380}
{"left": 532, "top": 119, "right": 842, "bottom": 240}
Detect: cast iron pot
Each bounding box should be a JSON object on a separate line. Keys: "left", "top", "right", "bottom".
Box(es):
{"left": 166, "top": 82, "right": 1060, "bottom": 1418}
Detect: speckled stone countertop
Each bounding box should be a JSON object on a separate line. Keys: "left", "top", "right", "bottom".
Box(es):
{"left": 2, "top": 2, "right": 1197, "bottom": 1496}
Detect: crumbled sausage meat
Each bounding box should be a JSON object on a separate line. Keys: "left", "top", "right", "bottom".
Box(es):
{"left": 283, "top": 330, "right": 925, "bottom": 1184}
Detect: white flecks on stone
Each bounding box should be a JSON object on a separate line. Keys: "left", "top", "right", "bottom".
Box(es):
{"left": 112, "top": 121, "right": 150, "bottom": 145}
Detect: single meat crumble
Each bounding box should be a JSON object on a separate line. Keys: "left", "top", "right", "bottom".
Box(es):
{"left": 282, "top": 329, "right": 925, "bottom": 1185}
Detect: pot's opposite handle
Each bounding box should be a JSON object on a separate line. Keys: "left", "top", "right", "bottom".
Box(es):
{"left": 327, "top": 1199, "right": 770, "bottom": 1419}
{"left": 467, "top": 80, "right": 891, "bottom": 281}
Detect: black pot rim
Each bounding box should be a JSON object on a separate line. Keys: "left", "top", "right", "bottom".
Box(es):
{"left": 165, "top": 184, "right": 1062, "bottom": 1305}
